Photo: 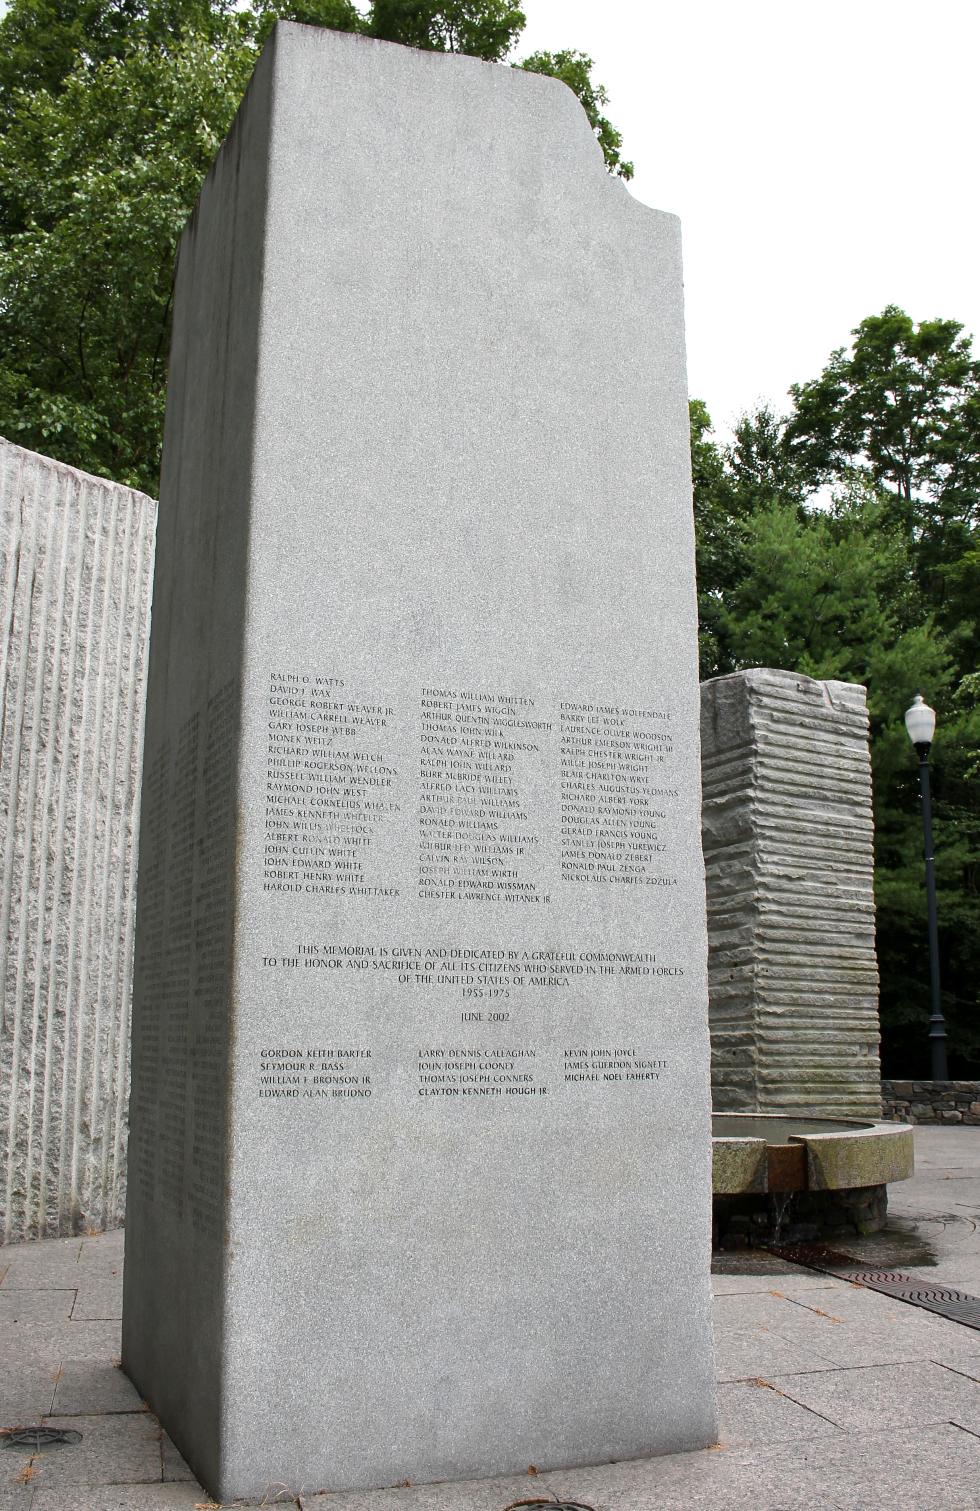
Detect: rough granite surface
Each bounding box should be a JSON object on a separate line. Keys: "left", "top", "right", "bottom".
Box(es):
{"left": 0, "top": 439, "right": 156, "bottom": 1243}
{"left": 121, "top": 22, "right": 716, "bottom": 1504}
{"left": 701, "top": 669, "right": 882, "bottom": 1118}
{"left": 802, "top": 1123, "right": 914, "bottom": 1191}
{"left": 712, "top": 1137, "right": 767, "bottom": 1195}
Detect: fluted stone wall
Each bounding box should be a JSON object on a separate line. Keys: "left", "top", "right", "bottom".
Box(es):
{"left": 1, "top": 438, "right": 156, "bottom": 1242}
{"left": 701, "top": 669, "right": 881, "bottom": 1118}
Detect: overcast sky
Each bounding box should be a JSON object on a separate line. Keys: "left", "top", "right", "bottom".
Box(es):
{"left": 2, "top": 0, "right": 975, "bottom": 443}
{"left": 520, "top": 0, "right": 980, "bottom": 442}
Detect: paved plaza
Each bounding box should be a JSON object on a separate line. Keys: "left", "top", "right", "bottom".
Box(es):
{"left": 1, "top": 1126, "right": 978, "bottom": 1510}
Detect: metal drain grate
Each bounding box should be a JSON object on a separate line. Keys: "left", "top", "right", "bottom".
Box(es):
{"left": 770, "top": 1243, "right": 980, "bottom": 1331}
{"left": 1, "top": 1427, "right": 82, "bottom": 1452}
{"left": 503, "top": 1502, "right": 596, "bottom": 1511}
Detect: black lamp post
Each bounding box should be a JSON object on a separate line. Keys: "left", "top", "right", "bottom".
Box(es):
{"left": 904, "top": 694, "right": 948, "bottom": 1081}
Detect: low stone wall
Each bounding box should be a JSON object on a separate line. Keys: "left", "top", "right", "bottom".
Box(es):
{"left": 881, "top": 1080, "right": 980, "bottom": 1126}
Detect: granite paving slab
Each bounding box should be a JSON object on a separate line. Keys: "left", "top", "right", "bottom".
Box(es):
{"left": 908, "top": 1127, "right": 980, "bottom": 1164}
{"left": 299, "top": 1442, "right": 851, "bottom": 1511}
{"left": 787, "top": 1283, "right": 980, "bottom": 1362}
{"left": 0, "top": 1241, "right": 85, "bottom": 1287}
{"left": 889, "top": 1184, "right": 980, "bottom": 1215}
{"left": 511, "top": 1449, "right": 846, "bottom": 1511}
{"left": 943, "top": 1355, "right": 980, "bottom": 1383}
{"left": 796, "top": 1328, "right": 962, "bottom": 1370}
{"left": 0, "top": 1292, "right": 75, "bottom": 1324}
{"left": 160, "top": 1432, "right": 195, "bottom": 1483}
{"left": 80, "top": 1231, "right": 124, "bottom": 1262}
{"left": 0, "top": 1362, "right": 59, "bottom": 1425}
{"left": 30, "top": 1487, "right": 227, "bottom": 1509}
{"left": 789, "top": 1278, "right": 980, "bottom": 1329}
{"left": 711, "top": 1272, "right": 847, "bottom": 1296}
{"left": 774, "top": 1420, "right": 980, "bottom": 1509}
{"left": 713, "top": 1328, "right": 838, "bottom": 1382}
{"left": 767, "top": 1359, "right": 980, "bottom": 1434}
{"left": 882, "top": 1317, "right": 980, "bottom": 1370}
{"left": 0, "top": 1484, "right": 37, "bottom": 1509}
{"left": 788, "top": 1284, "right": 923, "bottom": 1322}
{"left": 884, "top": 1208, "right": 980, "bottom": 1249}
{"left": 301, "top": 1478, "right": 548, "bottom": 1511}
{"left": 50, "top": 1362, "right": 145, "bottom": 1416}
{"left": 909, "top": 1163, "right": 975, "bottom": 1183}
{"left": 715, "top": 1379, "right": 842, "bottom": 1447}
{"left": 0, "top": 1335, "right": 62, "bottom": 1372}
{"left": 775, "top": 1312, "right": 980, "bottom": 1370}
{"left": 6, "top": 1322, "right": 121, "bottom": 1364}
{"left": 70, "top": 1276, "right": 123, "bottom": 1322}
{"left": 10, "top": 1414, "right": 163, "bottom": 1491}
{"left": 712, "top": 1291, "right": 847, "bottom": 1334}
{"left": 910, "top": 1173, "right": 980, "bottom": 1198}
{"left": 1, "top": 1442, "right": 41, "bottom": 1502}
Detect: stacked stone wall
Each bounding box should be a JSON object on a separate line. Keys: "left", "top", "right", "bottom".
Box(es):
{"left": 0, "top": 438, "right": 156, "bottom": 1241}
{"left": 882, "top": 1080, "right": 980, "bottom": 1126}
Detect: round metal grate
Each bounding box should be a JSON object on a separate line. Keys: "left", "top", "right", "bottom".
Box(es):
{"left": 1, "top": 1427, "right": 82, "bottom": 1452}
{"left": 503, "top": 1500, "right": 597, "bottom": 1511}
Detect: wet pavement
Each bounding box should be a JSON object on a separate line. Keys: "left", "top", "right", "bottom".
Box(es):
{"left": 1, "top": 1126, "right": 978, "bottom": 1509}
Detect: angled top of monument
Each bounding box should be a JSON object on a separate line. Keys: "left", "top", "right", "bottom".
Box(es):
{"left": 190, "top": 20, "right": 668, "bottom": 238}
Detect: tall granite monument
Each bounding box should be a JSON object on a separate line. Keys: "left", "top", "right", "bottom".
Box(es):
{"left": 122, "top": 24, "right": 717, "bottom": 1500}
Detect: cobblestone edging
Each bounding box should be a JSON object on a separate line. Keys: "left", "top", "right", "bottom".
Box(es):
{"left": 881, "top": 1079, "right": 980, "bottom": 1125}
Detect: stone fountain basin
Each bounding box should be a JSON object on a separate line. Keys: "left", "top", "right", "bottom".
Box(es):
{"left": 712, "top": 1113, "right": 914, "bottom": 1195}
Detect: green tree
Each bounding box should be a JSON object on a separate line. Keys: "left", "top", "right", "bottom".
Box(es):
{"left": 519, "top": 49, "right": 633, "bottom": 180}
{"left": 689, "top": 399, "right": 747, "bottom": 678}
{"left": 369, "top": 0, "right": 524, "bottom": 58}
{"left": 785, "top": 306, "right": 980, "bottom": 626}
{"left": 0, "top": 14, "right": 256, "bottom": 486}
{"left": 728, "top": 403, "right": 806, "bottom": 512}
{"left": 0, "top": 0, "right": 630, "bottom": 492}
{"left": 693, "top": 313, "right": 980, "bottom": 1075}
{"left": 716, "top": 491, "right": 949, "bottom": 707}
{"left": 713, "top": 491, "right": 979, "bottom": 1072}
{"left": 0, "top": 0, "right": 238, "bottom": 108}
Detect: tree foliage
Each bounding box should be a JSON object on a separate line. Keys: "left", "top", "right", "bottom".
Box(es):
{"left": 785, "top": 306, "right": 980, "bottom": 631}
{"left": 692, "top": 308, "right": 980, "bottom": 1074}
{"left": 0, "top": 12, "right": 255, "bottom": 486}
{"left": 0, "top": 0, "right": 630, "bottom": 491}
{"left": 369, "top": 0, "right": 525, "bottom": 58}
{"left": 520, "top": 49, "right": 632, "bottom": 181}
